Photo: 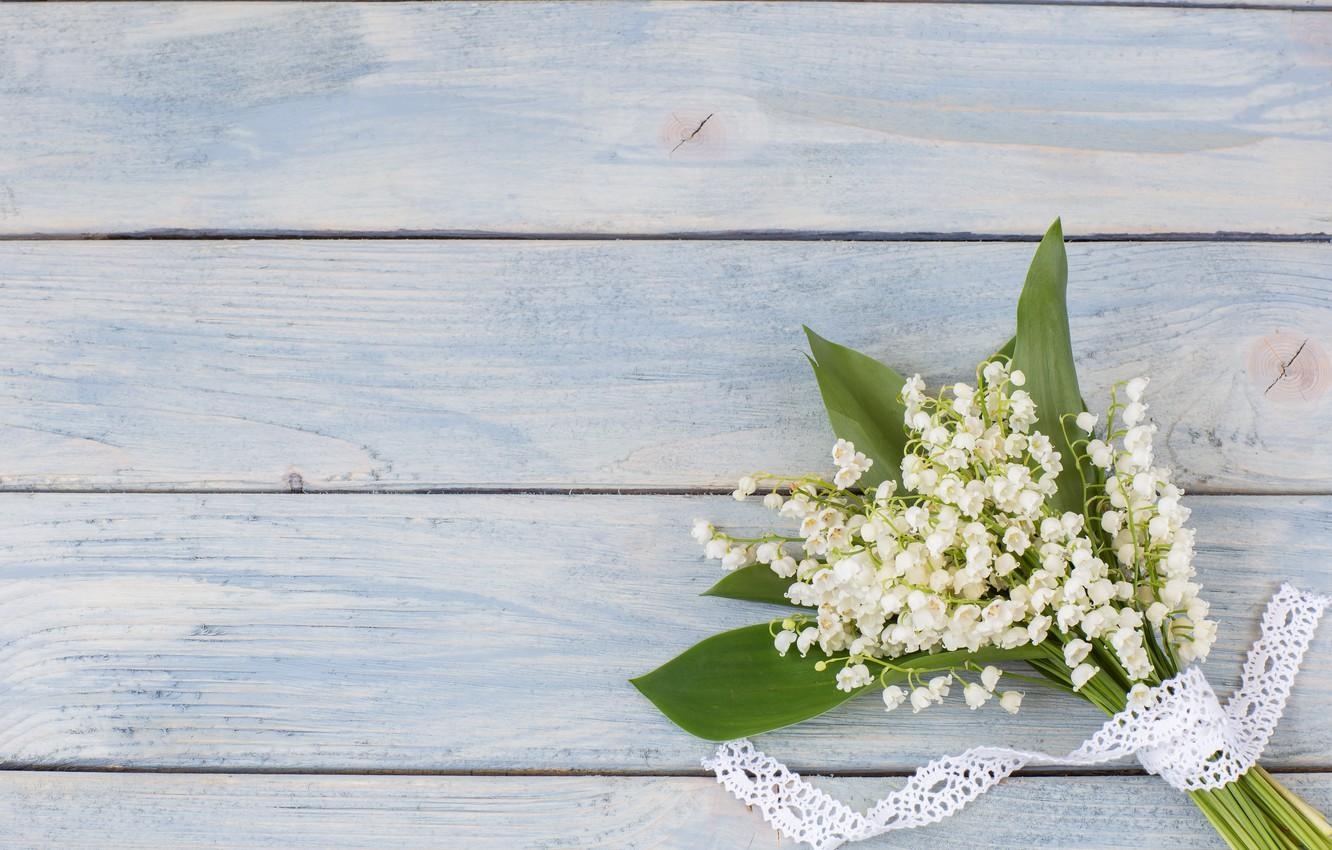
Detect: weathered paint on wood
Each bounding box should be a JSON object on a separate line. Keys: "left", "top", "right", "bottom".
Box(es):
{"left": 0, "top": 493, "right": 1325, "bottom": 772}
{"left": 2, "top": 3, "right": 1330, "bottom": 235}
{"left": 1, "top": 240, "right": 1329, "bottom": 492}
{"left": 2, "top": 2, "right": 1330, "bottom": 845}
{"left": 0, "top": 771, "right": 1329, "bottom": 849}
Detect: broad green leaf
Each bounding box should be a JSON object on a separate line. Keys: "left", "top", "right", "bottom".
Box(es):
{"left": 631, "top": 627, "right": 1046, "bottom": 741}
{"left": 702, "top": 564, "right": 801, "bottom": 608}
{"left": 706, "top": 335, "right": 1016, "bottom": 611}
{"left": 703, "top": 340, "right": 1016, "bottom": 611}
{"left": 1012, "top": 219, "right": 1090, "bottom": 515}
{"left": 804, "top": 326, "right": 909, "bottom": 489}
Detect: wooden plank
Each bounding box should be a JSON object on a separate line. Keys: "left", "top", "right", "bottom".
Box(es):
{"left": 1, "top": 240, "right": 1330, "bottom": 492}
{"left": 1, "top": 771, "right": 1329, "bottom": 849}
{"left": 2, "top": 3, "right": 1330, "bottom": 236}
{"left": 0, "top": 493, "right": 1327, "bottom": 772}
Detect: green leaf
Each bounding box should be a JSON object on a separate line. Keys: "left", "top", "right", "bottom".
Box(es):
{"left": 702, "top": 564, "right": 801, "bottom": 608}
{"left": 703, "top": 334, "right": 1015, "bottom": 612}
{"left": 1012, "top": 219, "right": 1089, "bottom": 516}
{"left": 631, "top": 628, "right": 1047, "bottom": 741}
{"left": 804, "top": 326, "right": 909, "bottom": 489}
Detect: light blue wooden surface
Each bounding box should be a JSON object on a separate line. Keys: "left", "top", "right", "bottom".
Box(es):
{"left": 4, "top": 773, "right": 1331, "bottom": 850}
{"left": 1, "top": 3, "right": 1331, "bottom": 236}
{"left": 0, "top": 494, "right": 1325, "bottom": 774}
{"left": 0, "top": 2, "right": 1330, "bottom": 847}
{"left": 0, "top": 241, "right": 1327, "bottom": 492}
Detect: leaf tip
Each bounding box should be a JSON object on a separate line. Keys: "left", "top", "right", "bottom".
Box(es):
{"left": 627, "top": 672, "right": 651, "bottom": 692}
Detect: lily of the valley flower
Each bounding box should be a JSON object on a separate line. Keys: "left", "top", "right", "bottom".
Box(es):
{"left": 697, "top": 370, "right": 1216, "bottom": 715}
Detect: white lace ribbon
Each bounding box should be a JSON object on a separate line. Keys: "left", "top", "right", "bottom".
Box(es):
{"left": 703, "top": 584, "right": 1330, "bottom": 850}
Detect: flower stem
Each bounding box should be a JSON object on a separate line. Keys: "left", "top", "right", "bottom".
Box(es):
{"left": 1184, "top": 769, "right": 1332, "bottom": 849}
{"left": 1047, "top": 665, "right": 1332, "bottom": 850}
{"left": 1255, "top": 766, "right": 1332, "bottom": 840}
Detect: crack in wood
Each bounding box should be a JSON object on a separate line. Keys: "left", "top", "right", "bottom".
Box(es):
{"left": 1265, "top": 338, "right": 1310, "bottom": 395}
{"left": 670, "top": 113, "right": 714, "bottom": 155}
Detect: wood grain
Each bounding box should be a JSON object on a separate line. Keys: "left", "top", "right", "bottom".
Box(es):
{"left": 0, "top": 771, "right": 1328, "bottom": 849}
{"left": 0, "top": 493, "right": 1326, "bottom": 772}
{"left": 2, "top": 3, "right": 1330, "bottom": 235}
{"left": 1, "top": 240, "right": 1329, "bottom": 492}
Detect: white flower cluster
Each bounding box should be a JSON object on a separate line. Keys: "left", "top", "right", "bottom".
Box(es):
{"left": 697, "top": 359, "right": 1218, "bottom": 714}
{"left": 831, "top": 439, "right": 873, "bottom": 489}
{"left": 1082, "top": 377, "right": 1217, "bottom": 665}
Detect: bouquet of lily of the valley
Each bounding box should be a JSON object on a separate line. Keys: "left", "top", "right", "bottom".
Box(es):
{"left": 632, "top": 221, "right": 1332, "bottom": 850}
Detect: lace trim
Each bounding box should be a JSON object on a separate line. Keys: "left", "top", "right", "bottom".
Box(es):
{"left": 703, "top": 584, "right": 1330, "bottom": 850}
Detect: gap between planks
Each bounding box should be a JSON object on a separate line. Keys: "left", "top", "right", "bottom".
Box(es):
{"left": 3, "top": 488, "right": 1331, "bottom": 497}
{"left": 877, "top": 0, "right": 1332, "bottom": 10}
{"left": 6, "top": 765, "right": 1332, "bottom": 779}
{"left": 1, "top": 231, "right": 1330, "bottom": 243}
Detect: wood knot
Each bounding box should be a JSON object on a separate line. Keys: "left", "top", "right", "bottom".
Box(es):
{"left": 286, "top": 471, "right": 306, "bottom": 492}
{"left": 1248, "top": 333, "right": 1329, "bottom": 404}
{"left": 662, "top": 111, "right": 724, "bottom": 158}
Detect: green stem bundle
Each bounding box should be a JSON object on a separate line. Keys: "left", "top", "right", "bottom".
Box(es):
{"left": 1052, "top": 650, "right": 1332, "bottom": 850}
